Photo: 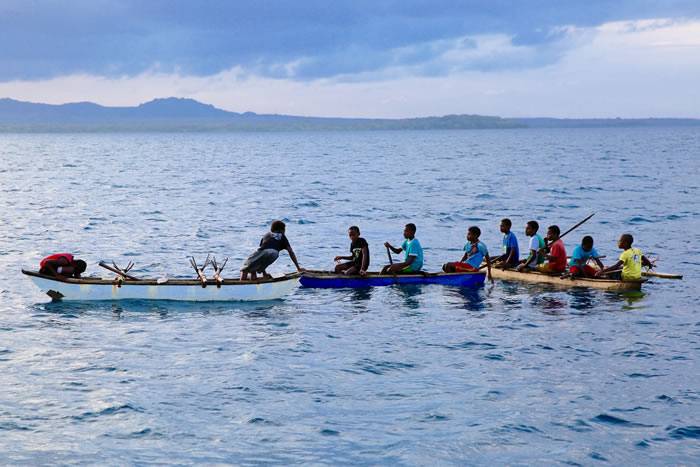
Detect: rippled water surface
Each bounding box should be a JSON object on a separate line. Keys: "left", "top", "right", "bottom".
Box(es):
{"left": 1, "top": 128, "right": 699, "bottom": 464}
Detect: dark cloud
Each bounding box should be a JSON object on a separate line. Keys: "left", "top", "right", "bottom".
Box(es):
{"left": 0, "top": 0, "right": 698, "bottom": 81}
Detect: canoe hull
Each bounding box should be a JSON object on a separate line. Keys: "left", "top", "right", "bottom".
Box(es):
{"left": 489, "top": 267, "right": 645, "bottom": 291}
{"left": 300, "top": 270, "right": 486, "bottom": 288}
{"left": 23, "top": 270, "right": 300, "bottom": 302}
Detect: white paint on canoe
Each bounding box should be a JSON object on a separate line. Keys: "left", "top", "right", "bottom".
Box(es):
{"left": 27, "top": 274, "right": 300, "bottom": 302}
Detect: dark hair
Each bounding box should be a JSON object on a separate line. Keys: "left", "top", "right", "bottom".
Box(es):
{"left": 501, "top": 218, "right": 512, "bottom": 228}
{"left": 270, "top": 220, "right": 286, "bottom": 233}
{"left": 526, "top": 220, "right": 539, "bottom": 232}
{"left": 348, "top": 226, "right": 360, "bottom": 234}
{"left": 74, "top": 260, "right": 87, "bottom": 273}
{"left": 405, "top": 223, "right": 417, "bottom": 233}
{"left": 582, "top": 235, "right": 594, "bottom": 246}
{"left": 468, "top": 226, "right": 481, "bottom": 237}
{"left": 548, "top": 225, "right": 560, "bottom": 236}
{"left": 621, "top": 233, "right": 634, "bottom": 245}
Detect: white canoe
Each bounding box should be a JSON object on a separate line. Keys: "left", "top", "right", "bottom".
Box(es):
{"left": 488, "top": 267, "right": 646, "bottom": 291}
{"left": 23, "top": 270, "right": 300, "bottom": 302}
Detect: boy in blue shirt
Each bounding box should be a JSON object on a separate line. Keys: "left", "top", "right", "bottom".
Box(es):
{"left": 443, "top": 226, "right": 493, "bottom": 282}
{"left": 565, "top": 235, "right": 605, "bottom": 278}
{"left": 382, "top": 223, "right": 424, "bottom": 274}
{"left": 493, "top": 218, "right": 519, "bottom": 269}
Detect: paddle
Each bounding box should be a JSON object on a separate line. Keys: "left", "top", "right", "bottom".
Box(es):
{"left": 386, "top": 246, "right": 393, "bottom": 265}
{"left": 560, "top": 212, "right": 596, "bottom": 240}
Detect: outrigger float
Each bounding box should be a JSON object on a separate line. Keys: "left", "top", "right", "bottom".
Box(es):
{"left": 300, "top": 270, "right": 486, "bottom": 288}
{"left": 23, "top": 257, "right": 300, "bottom": 302}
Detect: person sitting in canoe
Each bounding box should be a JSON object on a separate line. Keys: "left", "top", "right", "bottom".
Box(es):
{"left": 536, "top": 225, "right": 567, "bottom": 274}
{"left": 381, "top": 223, "right": 423, "bottom": 274}
{"left": 516, "top": 220, "right": 546, "bottom": 272}
{"left": 564, "top": 235, "right": 605, "bottom": 278}
{"left": 492, "top": 218, "right": 519, "bottom": 269}
{"left": 240, "top": 220, "right": 303, "bottom": 281}
{"left": 334, "top": 225, "right": 370, "bottom": 276}
{"left": 596, "top": 234, "right": 653, "bottom": 280}
{"left": 39, "top": 253, "right": 87, "bottom": 278}
{"left": 442, "top": 226, "right": 493, "bottom": 282}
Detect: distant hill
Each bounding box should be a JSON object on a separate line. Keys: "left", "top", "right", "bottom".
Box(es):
{"left": 0, "top": 97, "right": 698, "bottom": 131}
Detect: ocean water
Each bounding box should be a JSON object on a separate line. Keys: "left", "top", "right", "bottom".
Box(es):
{"left": 0, "top": 128, "right": 698, "bottom": 464}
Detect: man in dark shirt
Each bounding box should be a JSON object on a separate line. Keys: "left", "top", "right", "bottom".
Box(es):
{"left": 334, "top": 226, "right": 370, "bottom": 276}
{"left": 240, "top": 220, "right": 303, "bottom": 281}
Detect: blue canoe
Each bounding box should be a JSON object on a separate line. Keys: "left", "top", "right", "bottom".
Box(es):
{"left": 300, "top": 270, "right": 486, "bottom": 288}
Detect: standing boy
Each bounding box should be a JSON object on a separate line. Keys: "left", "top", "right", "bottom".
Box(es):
{"left": 381, "top": 223, "right": 423, "bottom": 274}
{"left": 240, "top": 220, "right": 303, "bottom": 280}
{"left": 442, "top": 226, "right": 493, "bottom": 283}
{"left": 596, "top": 234, "right": 653, "bottom": 280}
{"left": 334, "top": 225, "right": 370, "bottom": 276}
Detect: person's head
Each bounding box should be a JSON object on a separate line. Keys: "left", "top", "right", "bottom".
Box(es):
{"left": 72, "top": 259, "right": 87, "bottom": 278}
{"left": 525, "top": 220, "right": 539, "bottom": 236}
{"left": 581, "top": 235, "right": 594, "bottom": 252}
{"left": 500, "top": 218, "right": 512, "bottom": 234}
{"left": 403, "top": 223, "right": 417, "bottom": 239}
{"left": 467, "top": 226, "right": 481, "bottom": 243}
{"left": 270, "top": 220, "right": 286, "bottom": 234}
{"left": 618, "top": 233, "right": 634, "bottom": 249}
{"left": 547, "top": 225, "right": 560, "bottom": 242}
{"left": 348, "top": 225, "right": 360, "bottom": 240}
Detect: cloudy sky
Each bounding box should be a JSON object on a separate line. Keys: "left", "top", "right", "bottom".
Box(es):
{"left": 1, "top": 0, "right": 699, "bottom": 117}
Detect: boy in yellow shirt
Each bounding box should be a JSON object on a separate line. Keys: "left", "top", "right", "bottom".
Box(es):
{"left": 596, "top": 234, "right": 653, "bottom": 280}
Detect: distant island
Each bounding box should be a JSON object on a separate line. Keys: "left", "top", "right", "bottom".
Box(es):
{"left": 1, "top": 97, "right": 698, "bottom": 132}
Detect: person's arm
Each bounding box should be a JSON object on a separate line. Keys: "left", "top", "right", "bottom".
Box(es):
{"left": 286, "top": 245, "right": 304, "bottom": 272}
{"left": 459, "top": 252, "right": 469, "bottom": 262}
{"left": 525, "top": 249, "right": 537, "bottom": 266}
{"left": 641, "top": 255, "right": 654, "bottom": 269}
{"left": 593, "top": 257, "right": 605, "bottom": 270}
{"left": 360, "top": 246, "right": 369, "bottom": 274}
{"left": 43, "top": 261, "right": 59, "bottom": 276}
{"left": 502, "top": 248, "right": 514, "bottom": 267}
{"left": 334, "top": 254, "right": 353, "bottom": 261}
{"left": 384, "top": 242, "right": 402, "bottom": 254}
{"left": 597, "top": 260, "right": 623, "bottom": 276}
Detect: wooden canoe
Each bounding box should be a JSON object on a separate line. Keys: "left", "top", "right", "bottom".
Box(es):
{"left": 23, "top": 269, "right": 300, "bottom": 302}
{"left": 300, "top": 270, "right": 485, "bottom": 288}
{"left": 488, "top": 267, "right": 646, "bottom": 291}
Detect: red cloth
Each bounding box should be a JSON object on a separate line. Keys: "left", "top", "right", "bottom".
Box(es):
{"left": 570, "top": 265, "right": 597, "bottom": 278}
{"left": 448, "top": 262, "right": 479, "bottom": 272}
{"left": 548, "top": 239, "right": 567, "bottom": 273}
{"left": 40, "top": 253, "right": 73, "bottom": 270}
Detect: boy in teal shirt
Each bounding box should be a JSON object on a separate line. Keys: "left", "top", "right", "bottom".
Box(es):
{"left": 382, "top": 223, "right": 423, "bottom": 274}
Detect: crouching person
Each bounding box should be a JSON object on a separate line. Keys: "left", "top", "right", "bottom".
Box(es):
{"left": 240, "top": 220, "right": 303, "bottom": 281}
{"left": 39, "top": 253, "right": 87, "bottom": 278}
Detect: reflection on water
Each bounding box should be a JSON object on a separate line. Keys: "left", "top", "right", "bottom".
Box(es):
{"left": 393, "top": 284, "right": 423, "bottom": 310}
{"left": 443, "top": 286, "right": 487, "bottom": 311}
{"left": 568, "top": 288, "right": 597, "bottom": 311}
{"left": 608, "top": 290, "right": 647, "bottom": 310}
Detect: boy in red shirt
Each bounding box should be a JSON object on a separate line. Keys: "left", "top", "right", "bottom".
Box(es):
{"left": 39, "top": 253, "right": 87, "bottom": 278}
{"left": 537, "top": 225, "right": 567, "bottom": 274}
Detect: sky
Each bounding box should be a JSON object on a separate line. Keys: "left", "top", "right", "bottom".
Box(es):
{"left": 0, "top": 0, "right": 699, "bottom": 118}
